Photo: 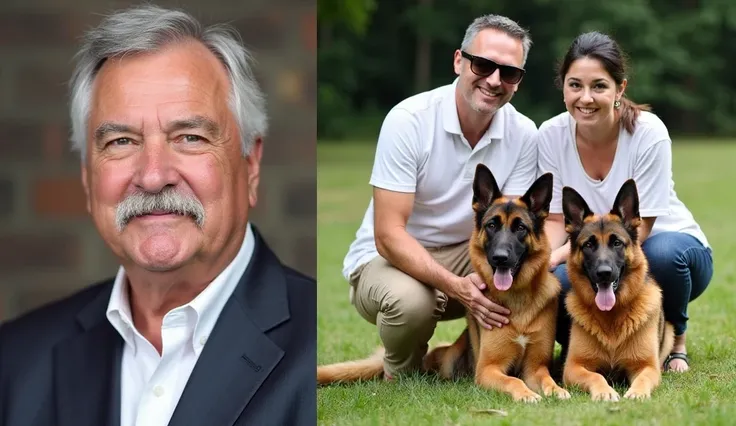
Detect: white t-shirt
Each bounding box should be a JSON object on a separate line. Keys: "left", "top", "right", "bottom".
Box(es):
{"left": 536, "top": 110, "right": 710, "bottom": 249}
{"left": 342, "top": 79, "right": 539, "bottom": 280}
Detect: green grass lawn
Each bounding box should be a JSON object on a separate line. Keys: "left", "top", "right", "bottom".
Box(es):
{"left": 317, "top": 140, "right": 736, "bottom": 426}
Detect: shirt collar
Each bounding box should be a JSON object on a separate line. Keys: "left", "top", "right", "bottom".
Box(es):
{"left": 442, "top": 78, "right": 463, "bottom": 135}
{"left": 189, "top": 222, "right": 255, "bottom": 350}
{"left": 106, "top": 222, "right": 256, "bottom": 354}
{"left": 106, "top": 266, "right": 136, "bottom": 351}
{"left": 442, "top": 77, "right": 507, "bottom": 145}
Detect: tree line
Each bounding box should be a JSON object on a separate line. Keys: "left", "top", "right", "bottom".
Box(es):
{"left": 319, "top": 0, "right": 736, "bottom": 141}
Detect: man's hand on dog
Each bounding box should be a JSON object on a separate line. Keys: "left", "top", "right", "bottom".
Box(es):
{"left": 452, "top": 273, "right": 511, "bottom": 329}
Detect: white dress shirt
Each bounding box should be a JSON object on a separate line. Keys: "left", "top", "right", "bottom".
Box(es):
{"left": 105, "top": 222, "right": 256, "bottom": 426}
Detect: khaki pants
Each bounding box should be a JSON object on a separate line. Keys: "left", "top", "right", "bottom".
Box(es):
{"left": 348, "top": 241, "right": 473, "bottom": 377}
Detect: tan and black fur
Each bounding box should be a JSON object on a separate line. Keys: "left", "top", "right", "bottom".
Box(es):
{"left": 422, "top": 165, "right": 569, "bottom": 403}
{"left": 561, "top": 179, "right": 675, "bottom": 401}
{"left": 317, "top": 165, "right": 569, "bottom": 402}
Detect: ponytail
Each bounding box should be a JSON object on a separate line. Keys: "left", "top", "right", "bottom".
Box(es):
{"left": 618, "top": 96, "right": 651, "bottom": 134}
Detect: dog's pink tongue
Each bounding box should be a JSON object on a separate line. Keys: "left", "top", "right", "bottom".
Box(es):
{"left": 493, "top": 269, "right": 513, "bottom": 291}
{"left": 595, "top": 286, "right": 616, "bottom": 311}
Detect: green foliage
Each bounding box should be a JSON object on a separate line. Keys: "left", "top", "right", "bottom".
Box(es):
{"left": 318, "top": 0, "right": 377, "bottom": 36}
{"left": 318, "top": 0, "right": 736, "bottom": 140}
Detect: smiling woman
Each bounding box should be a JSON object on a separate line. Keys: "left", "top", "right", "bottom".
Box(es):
{"left": 536, "top": 30, "right": 713, "bottom": 376}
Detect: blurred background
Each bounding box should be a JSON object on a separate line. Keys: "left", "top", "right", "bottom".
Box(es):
{"left": 319, "top": 0, "right": 736, "bottom": 139}
{"left": 0, "top": 0, "right": 316, "bottom": 322}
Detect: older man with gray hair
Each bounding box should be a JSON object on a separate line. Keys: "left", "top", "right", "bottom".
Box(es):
{"left": 0, "top": 5, "right": 316, "bottom": 426}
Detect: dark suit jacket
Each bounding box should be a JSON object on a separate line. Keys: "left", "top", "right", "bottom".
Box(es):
{"left": 0, "top": 227, "right": 316, "bottom": 426}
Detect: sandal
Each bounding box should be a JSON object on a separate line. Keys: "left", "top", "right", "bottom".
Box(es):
{"left": 663, "top": 352, "right": 689, "bottom": 372}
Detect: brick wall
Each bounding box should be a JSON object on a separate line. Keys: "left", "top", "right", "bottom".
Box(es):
{"left": 0, "top": 0, "right": 316, "bottom": 322}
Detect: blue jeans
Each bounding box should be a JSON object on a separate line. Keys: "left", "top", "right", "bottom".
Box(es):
{"left": 553, "top": 231, "right": 714, "bottom": 351}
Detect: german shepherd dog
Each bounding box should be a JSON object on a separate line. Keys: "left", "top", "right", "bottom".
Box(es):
{"left": 561, "top": 179, "right": 674, "bottom": 401}
{"left": 421, "top": 165, "right": 570, "bottom": 403}
{"left": 317, "top": 166, "right": 568, "bottom": 402}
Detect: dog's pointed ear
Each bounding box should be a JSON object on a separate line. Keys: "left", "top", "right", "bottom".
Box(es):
{"left": 472, "top": 164, "right": 502, "bottom": 212}
{"left": 520, "top": 173, "right": 553, "bottom": 219}
{"left": 562, "top": 186, "right": 593, "bottom": 232}
{"left": 611, "top": 179, "right": 641, "bottom": 236}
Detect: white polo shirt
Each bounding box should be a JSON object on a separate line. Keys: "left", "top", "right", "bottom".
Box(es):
{"left": 342, "top": 78, "right": 539, "bottom": 281}
{"left": 536, "top": 111, "right": 710, "bottom": 249}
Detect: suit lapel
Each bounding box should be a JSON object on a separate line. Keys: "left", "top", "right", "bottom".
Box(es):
{"left": 54, "top": 284, "right": 123, "bottom": 426}
{"left": 167, "top": 228, "right": 291, "bottom": 426}
{"left": 166, "top": 299, "right": 285, "bottom": 426}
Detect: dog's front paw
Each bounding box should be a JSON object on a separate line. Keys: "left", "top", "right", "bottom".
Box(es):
{"left": 591, "top": 386, "right": 620, "bottom": 402}
{"left": 545, "top": 385, "right": 571, "bottom": 400}
{"left": 623, "top": 387, "right": 651, "bottom": 400}
{"left": 513, "top": 388, "right": 542, "bottom": 403}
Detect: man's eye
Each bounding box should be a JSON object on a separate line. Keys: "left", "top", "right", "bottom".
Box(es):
{"left": 110, "top": 138, "right": 131, "bottom": 146}
{"left": 182, "top": 135, "right": 204, "bottom": 143}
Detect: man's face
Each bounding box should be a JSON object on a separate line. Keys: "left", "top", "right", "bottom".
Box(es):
{"left": 82, "top": 41, "right": 262, "bottom": 272}
{"left": 453, "top": 28, "right": 525, "bottom": 116}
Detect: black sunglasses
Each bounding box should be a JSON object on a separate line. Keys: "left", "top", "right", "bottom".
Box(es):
{"left": 461, "top": 51, "right": 525, "bottom": 84}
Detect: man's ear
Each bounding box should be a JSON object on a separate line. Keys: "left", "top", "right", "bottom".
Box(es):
{"left": 246, "top": 137, "right": 263, "bottom": 208}
{"left": 453, "top": 49, "right": 463, "bottom": 76}
{"left": 81, "top": 163, "right": 91, "bottom": 214}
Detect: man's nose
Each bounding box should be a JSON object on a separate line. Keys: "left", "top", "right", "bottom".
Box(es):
{"left": 485, "top": 68, "right": 502, "bottom": 87}
{"left": 132, "top": 138, "right": 180, "bottom": 193}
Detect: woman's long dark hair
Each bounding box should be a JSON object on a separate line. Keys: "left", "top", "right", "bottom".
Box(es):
{"left": 555, "top": 31, "right": 651, "bottom": 134}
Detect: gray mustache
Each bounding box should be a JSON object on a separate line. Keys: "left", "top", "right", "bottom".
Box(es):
{"left": 115, "top": 188, "right": 206, "bottom": 231}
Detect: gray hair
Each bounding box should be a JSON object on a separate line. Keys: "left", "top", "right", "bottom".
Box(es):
{"left": 69, "top": 4, "right": 268, "bottom": 160}
{"left": 460, "top": 15, "right": 533, "bottom": 67}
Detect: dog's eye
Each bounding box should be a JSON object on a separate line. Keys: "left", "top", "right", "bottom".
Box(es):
{"left": 612, "top": 239, "right": 623, "bottom": 247}
{"left": 583, "top": 241, "right": 594, "bottom": 249}
{"left": 516, "top": 224, "right": 526, "bottom": 232}
{"left": 486, "top": 222, "right": 495, "bottom": 230}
